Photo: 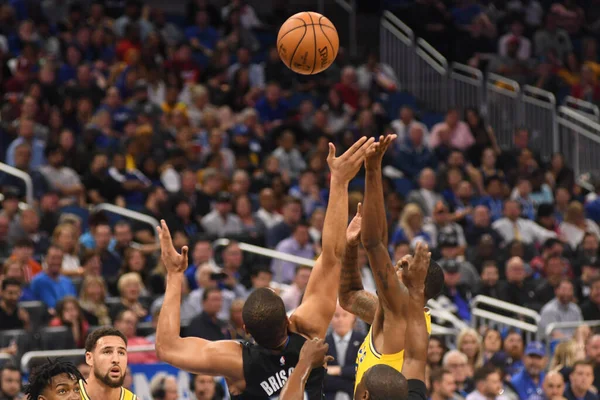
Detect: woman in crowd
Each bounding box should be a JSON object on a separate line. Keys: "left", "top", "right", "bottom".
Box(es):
{"left": 427, "top": 336, "right": 448, "bottom": 368}
{"left": 226, "top": 299, "right": 252, "bottom": 342}
{"left": 52, "top": 223, "right": 83, "bottom": 277}
{"left": 482, "top": 328, "right": 503, "bottom": 363}
{"left": 390, "top": 203, "right": 431, "bottom": 247}
{"left": 79, "top": 275, "right": 111, "bottom": 326}
{"left": 234, "top": 194, "right": 265, "bottom": 241}
{"left": 457, "top": 328, "right": 484, "bottom": 378}
{"left": 49, "top": 296, "right": 89, "bottom": 348}
{"left": 120, "top": 248, "right": 150, "bottom": 292}
{"left": 112, "top": 272, "right": 149, "bottom": 322}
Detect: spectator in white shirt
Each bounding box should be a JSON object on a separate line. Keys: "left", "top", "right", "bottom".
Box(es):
{"left": 39, "top": 145, "right": 84, "bottom": 204}
{"left": 560, "top": 201, "right": 600, "bottom": 250}
{"left": 466, "top": 366, "right": 510, "bottom": 400}
{"left": 280, "top": 265, "right": 311, "bottom": 312}
{"left": 201, "top": 192, "right": 244, "bottom": 237}
{"left": 271, "top": 130, "right": 307, "bottom": 181}
{"left": 255, "top": 188, "right": 283, "bottom": 229}
{"left": 492, "top": 200, "right": 556, "bottom": 246}
{"left": 391, "top": 106, "right": 429, "bottom": 147}
{"left": 498, "top": 20, "right": 532, "bottom": 60}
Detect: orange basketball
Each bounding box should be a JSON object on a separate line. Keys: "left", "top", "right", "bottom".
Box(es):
{"left": 277, "top": 11, "right": 339, "bottom": 75}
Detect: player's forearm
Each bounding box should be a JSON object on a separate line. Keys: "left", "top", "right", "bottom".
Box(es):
{"left": 279, "top": 359, "right": 313, "bottom": 400}
{"left": 156, "top": 272, "right": 184, "bottom": 358}
{"left": 322, "top": 178, "right": 349, "bottom": 259}
{"left": 339, "top": 244, "right": 377, "bottom": 324}
{"left": 361, "top": 166, "right": 385, "bottom": 249}
{"left": 404, "top": 289, "right": 427, "bottom": 361}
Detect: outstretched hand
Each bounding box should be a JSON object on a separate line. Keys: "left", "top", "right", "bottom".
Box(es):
{"left": 346, "top": 203, "right": 362, "bottom": 246}
{"left": 365, "top": 134, "right": 397, "bottom": 170}
{"left": 157, "top": 219, "right": 189, "bottom": 274}
{"left": 299, "top": 338, "right": 334, "bottom": 369}
{"left": 327, "top": 137, "right": 374, "bottom": 183}
{"left": 402, "top": 242, "right": 430, "bottom": 291}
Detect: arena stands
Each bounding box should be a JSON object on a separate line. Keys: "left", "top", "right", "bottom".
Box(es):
{"left": 2, "top": 0, "right": 600, "bottom": 399}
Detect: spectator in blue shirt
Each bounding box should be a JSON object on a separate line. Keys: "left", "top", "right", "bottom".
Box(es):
{"left": 564, "top": 360, "right": 598, "bottom": 400}
{"left": 185, "top": 10, "right": 220, "bottom": 52}
{"left": 511, "top": 341, "right": 547, "bottom": 400}
{"left": 255, "top": 83, "right": 289, "bottom": 131}
{"left": 30, "top": 245, "right": 76, "bottom": 312}
{"left": 97, "top": 86, "right": 134, "bottom": 133}
{"left": 5, "top": 119, "right": 46, "bottom": 170}
{"left": 394, "top": 124, "right": 437, "bottom": 181}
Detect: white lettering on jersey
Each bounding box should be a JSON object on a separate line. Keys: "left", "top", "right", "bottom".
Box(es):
{"left": 259, "top": 367, "right": 296, "bottom": 396}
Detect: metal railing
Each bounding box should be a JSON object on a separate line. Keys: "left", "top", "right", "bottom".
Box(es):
{"left": 471, "top": 295, "right": 541, "bottom": 325}
{"left": 471, "top": 308, "right": 539, "bottom": 343}
{"left": 21, "top": 344, "right": 156, "bottom": 372}
{"left": 0, "top": 162, "right": 34, "bottom": 205}
{"left": 93, "top": 203, "right": 160, "bottom": 246}
{"left": 557, "top": 106, "right": 600, "bottom": 176}
{"left": 564, "top": 96, "right": 600, "bottom": 122}
{"left": 212, "top": 238, "right": 316, "bottom": 267}
{"left": 545, "top": 320, "right": 600, "bottom": 353}
{"left": 379, "top": 13, "right": 600, "bottom": 175}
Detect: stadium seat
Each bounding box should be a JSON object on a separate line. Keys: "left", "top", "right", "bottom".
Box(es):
{"left": 39, "top": 327, "right": 76, "bottom": 350}
{"left": 383, "top": 91, "right": 417, "bottom": 120}
{"left": 136, "top": 322, "right": 155, "bottom": 338}
{"left": 19, "top": 301, "right": 48, "bottom": 330}
{"left": 0, "top": 329, "right": 27, "bottom": 348}
{"left": 420, "top": 112, "right": 444, "bottom": 130}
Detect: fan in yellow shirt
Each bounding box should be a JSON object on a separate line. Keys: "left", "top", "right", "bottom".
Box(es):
{"left": 337, "top": 136, "right": 444, "bottom": 394}
{"left": 78, "top": 327, "right": 138, "bottom": 400}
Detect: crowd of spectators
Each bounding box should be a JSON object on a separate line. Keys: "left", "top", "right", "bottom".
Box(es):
{"left": 400, "top": 0, "right": 600, "bottom": 105}
{"left": 2, "top": 0, "right": 600, "bottom": 400}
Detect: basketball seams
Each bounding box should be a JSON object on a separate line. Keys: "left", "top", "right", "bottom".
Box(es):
{"left": 288, "top": 24, "right": 308, "bottom": 72}
{"left": 307, "top": 12, "right": 317, "bottom": 75}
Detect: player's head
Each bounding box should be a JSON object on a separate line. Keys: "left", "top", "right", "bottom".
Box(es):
{"left": 396, "top": 258, "right": 444, "bottom": 301}
{"left": 242, "top": 288, "right": 289, "bottom": 349}
{"left": 354, "top": 364, "right": 408, "bottom": 400}
{"left": 84, "top": 327, "right": 128, "bottom": 388}
{"left": 24, "top": 359, "right": 83, "bottom": 400}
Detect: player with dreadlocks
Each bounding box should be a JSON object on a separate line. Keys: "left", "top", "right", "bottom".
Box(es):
{"left": 24, "top": 358, "right": 84, "bottom": 400}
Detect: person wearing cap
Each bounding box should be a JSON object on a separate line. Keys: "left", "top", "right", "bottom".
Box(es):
{"left": 511, "top": 341, "right": 547, "bottom": 400}
{"left": 437, "top": 235, "right": 480, "bottom": 288}
{"left": 200, "top": 192, "right": 244, "bottom": 238}
{"left": 437, "top": 259, "right": 472, "bottom": 322}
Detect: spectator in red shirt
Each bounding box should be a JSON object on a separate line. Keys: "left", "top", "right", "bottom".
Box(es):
{"left": 116, "top": 23, "right": 142, "bottom": 62}
{"left": 113, "top": 309, "right": 158, "bottom": 364}
{"left": 334, "top": 66, "right": 359, "bottom": 110}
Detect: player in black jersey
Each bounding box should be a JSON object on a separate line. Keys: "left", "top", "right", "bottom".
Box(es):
{"left": 279, "top": 242, "right": 432, "bottom": 400}
{"left": 155, "top": 137, "right": 374, "bottom": 400}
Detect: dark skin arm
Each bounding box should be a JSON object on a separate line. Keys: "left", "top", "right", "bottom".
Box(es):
{"left": 291, "top": 137, "right": 373, "bottom": 339}
{"left": 401, "top": 242, "right": 431, "bottom": 382}
{"left": 361, "top": 135, "right": 410, "bottom": 354}
{"left": 338, "top": 204, "right": 378, "bottom": 324}
{"left": 279, "top": 338, "right": 334, "bottom": 400}
{"left": 155, "top": 220, "right": 244, "bottom": 379}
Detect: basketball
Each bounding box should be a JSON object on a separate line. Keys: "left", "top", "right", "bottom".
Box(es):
{"left": 277, "top": 11, "right": 339, "bottom": 75}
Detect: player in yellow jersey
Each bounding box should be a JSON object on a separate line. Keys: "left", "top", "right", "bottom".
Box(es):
{"left": 24, "top": 358, "right": 84, "bottom": 400}
{"left": 79, "top": 327, "right": 137, "bottom": 400}
{"left": 338, "top": 135, "right": 444, "bottom": 393}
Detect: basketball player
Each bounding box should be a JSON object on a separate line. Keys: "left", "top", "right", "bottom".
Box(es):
{"left": 281, "top": 243, "right": 432, "bottom": 400}
{"left": 155, "top": 137, "right": 374, "bottom": 399}
{"left": 79, "top": 327, "right": 137, "bottom": 400}
{"left": 339, "top": 136, "right": 444, "bottom": 392}
{"left": 24, "top": 359, "right": 84, "bottom": 400}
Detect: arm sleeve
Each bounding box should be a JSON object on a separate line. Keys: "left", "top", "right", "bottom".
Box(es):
{"left": 407, "top": 380, "right": 427, "bottom": 400}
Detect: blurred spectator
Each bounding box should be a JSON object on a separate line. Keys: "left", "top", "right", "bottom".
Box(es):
{"left": 539, "top": 279, "right": 583, "bottom": 340}
{"left": 112, "top": 272, "right": 149, "bottom": 321}
{"left": 5, "top": 118, "right": 46, "bottom": 169}
{"left": 534, "top": 12, "right": 572, "bottom": 61}
{"left": 266, "top": 196, "right": 302, "bottom": 248}
{"left": 391, "top": 203, "right": 431, "bottom": 248}
{"left": 256, "top": 188, "right": 283, "bottom": 230}
{"left": 482, "top": 329, "right": 502, "bottom": 364}
{"left": 539, "top": 371, "right": 566, "bottom": 400}
{"left": 271, "top": 222, "right": 315, "bottom": 284}
{"left": 564, "top": 361, "right": 596, "bottom": 400}
{"left": 201, "top": 192, "right": 244, "bottom": 237}
{"left": 91, "top": 222, "right": 121, "bottom": 279}
{"left": 0, "top": 364, "right": 22, "bottom": 400}
{"left": 429, "top": 367, "right": 459, "bottom": 400}
{"left": 571, "top": 65, "right": 600, "bottom": 104}
{"left": 79, "top": 275, "right": 111, "bottom": 326}
{"left": 492, "top": 200, "right": 556, "bottom": 246}
{"left": 149, "top": 373, "right": 178, "bottom": 400}
{"left": 186, "top": 287, "right": 228, "bottom": 341}
{"left": 395, "top": 125, "right": 437, "bottom": 181}
{"left": 323, "top": 305, "right": 364, "bottom": 400}
{"left": 476, "top": 261, "right": 501, "bottom": 298}
{"left": 0, "top": 278, "right": 29, "bottom": 331}
{"left": 428, "top": 336, "right": 448, "bottom": 369}
{"left": 189, "top": 263, "right": 235, "bottom": 321}
{"left": 2, "top": 259, "right": 34, "bottom": 301}
{"left": 185, "top": 240, "right": 217, "bottom": 291}
{"left": 560, "top": 201, "right": 600, "bottom": 251}
{"left": 7, "top": 238, "right": 42, "bottom": 283}
{"left": 190, "top": 374, "right": 226, "bottom": 400}
{"left": 113, "top": 309, "right": 158, "bottom": 364}
{"left": 443, "top": 350, "right": 471, "bottom": 398}
{"left": 502, "top": 329, "right": 525, "bottom": 377}
{"left": 498, "top": 20, "right": 531, "bottom": 61}
{"left": 458, "top": 329, "right": 483, "bottom": 378}
{"left": 30, "top": 245, "right": 76, "bottom": 311}
{"left": 280, "top": 265, "right": 311, "bottom": 312}
{"left": 271, "top": 130, "right": 306, "bottom": 182}
{"left": 225, "top": 298, "right": 250, "bottom": 342}
{"left": 437, "top": 260, "right": 472, "bottom": 321}
{"left": 49, "top": 296, "right": 89, "bottom": 348}
{"left": 430, "top": 109, "right": 475, "bottom": 152}
{"left": 535, "top": 255, "right": 569, "bottom": 306}
{"left": 407, "top": 168, "right": 444, "bottom": 218}
{"left": 219, "top": 242, "right": 247, "bottom": 298}
{"left": 8, "top": 208, "right": 49, "bottom": 257}
{"left": 150, "top": 274, "right": 197, "bottom": 326}
{"left": 510, "top": 341, "right": 547, "bottom": 400}
{"left": 0, "top": 215, "right": 10, "bottom": 261}
{"left": 83, "top": 152, "right": 125, "bottom": 205}
{"left": 52, "top": 223, "right": 82, "bottom": 277}
{"left": 466, "top": 366, "right": 509, "bottom": 400}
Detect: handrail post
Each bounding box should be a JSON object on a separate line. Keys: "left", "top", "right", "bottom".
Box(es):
{"left": 0, "top": 162, "right": 34, "bottom": 206}
{"left": 92, "top": 204, "right": 160, "bottom": 246}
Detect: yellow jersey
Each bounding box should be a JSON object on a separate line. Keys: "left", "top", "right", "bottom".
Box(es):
{"left": 78, "top": 379, "right": 137, "bottom": 400}
{"left": 354, "top": 310, "right": 431, "bottom": 392}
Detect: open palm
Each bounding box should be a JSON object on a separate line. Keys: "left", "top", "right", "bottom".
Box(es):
{"left": 157, "top": 220, "right": 189, "bottom": 274}
{"left": 346, "top": 203, "right": 362, "bottom": 246}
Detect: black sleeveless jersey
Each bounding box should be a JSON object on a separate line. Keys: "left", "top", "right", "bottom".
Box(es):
{"left": 232, "top": 332, "right": 325, "bottom": 400}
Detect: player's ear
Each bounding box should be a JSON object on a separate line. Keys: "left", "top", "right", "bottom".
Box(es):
{"left": 362, "top": 390, "right": 370, "bottom": 400}
{"left": 242, "top": 323, "right": 249, "bottom": 336}
{"left": 85, "top": 350, "right": 93, "bottom": 367}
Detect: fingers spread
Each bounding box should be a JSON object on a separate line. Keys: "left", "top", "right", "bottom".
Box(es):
{"left": 346, "top": 136, "right": 368, "bottom": 156}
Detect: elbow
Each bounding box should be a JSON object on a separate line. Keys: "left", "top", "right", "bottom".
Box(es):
{"left": 361, "top": 237, "right": 381, "bottom": 251}
{"left": 338, "top": 294, "right": 353, "bottom": 312}
{"left": 154, "top": 334, "right": 179, "bottom": 362}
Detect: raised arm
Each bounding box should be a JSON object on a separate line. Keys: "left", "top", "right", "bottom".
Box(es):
{"left": 279, "top": 338, "right": 333, "bottom": 400}
{"left": 292, "top": 137, "right": 373, "bottom": 339}
{"left": 155, "top": 220, "right": 243, "bottom": 380}
{"left": 339, "top": 204, "right": 378, "bottom": 324}
{"left": 401, "top": 242, "right": 431, "bottom": 383}
{"left": 361, "top": 135, "right": 409, "bottom": 354}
